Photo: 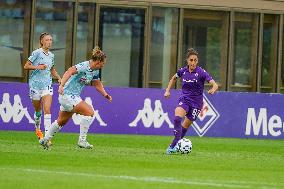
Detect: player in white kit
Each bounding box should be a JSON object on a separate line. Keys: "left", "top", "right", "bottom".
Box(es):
{"left": 24, "top": 32, "right": 61, "bottom": 141}
{"left": 39, "top": 46, "right": 112, "bottom": 149}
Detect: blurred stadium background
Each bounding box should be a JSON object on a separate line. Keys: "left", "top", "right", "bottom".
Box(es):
{"left": 1, "top": 0, "right": 284, "bottom": 91}
{"left": 0, "top": 0, "right": 284, "bottom": 188}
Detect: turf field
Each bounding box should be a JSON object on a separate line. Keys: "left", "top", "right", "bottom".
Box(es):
{"left": 0, "top": 131, "right": 283, "bottom": 189}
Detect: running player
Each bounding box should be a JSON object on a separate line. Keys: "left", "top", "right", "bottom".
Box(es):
{"left": 24, "top": 32, "right": 61, "bottom": 140}
{"left": 164, "top": 48, "right": 218, "bottom": 154}
{"left": 39, "top": 46, "right": 112, "bottom": 149}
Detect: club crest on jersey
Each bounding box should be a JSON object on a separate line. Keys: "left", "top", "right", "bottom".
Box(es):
{"left": 79, "top": 73, "right": 92, "bottom": 84}
{"left": 79, "top": 77, "right": 88, "bottom": 84}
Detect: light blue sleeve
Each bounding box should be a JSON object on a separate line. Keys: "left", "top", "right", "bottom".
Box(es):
{"left": 75, "top": 62, "right": 89, "bottom": 73}
{"left": 92, "top": 71, "right": 100, "bottom": 81}
{"left": 28, "top": 50, "right": 39, "bottom": 63}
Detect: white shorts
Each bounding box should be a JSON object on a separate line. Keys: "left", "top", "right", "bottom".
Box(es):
{"left": 29, "top": 86, "right": 53, "bottom": 100}
{"left": 59, "top": 94, "right": 82, "bottom": 112}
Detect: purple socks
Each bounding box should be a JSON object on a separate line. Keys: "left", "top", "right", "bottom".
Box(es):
{"left": 170, "top": 116, "right": 182, "bottom": 148}
{"left": 181, "top": 126, "right": 188, "bottom": 138}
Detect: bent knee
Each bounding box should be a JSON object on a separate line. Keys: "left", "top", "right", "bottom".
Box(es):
{"left": 57, "top": 119, "right": 68, "bottom": 126}
{"left": 85, "top": 109, "right": 94, "bottom": 117}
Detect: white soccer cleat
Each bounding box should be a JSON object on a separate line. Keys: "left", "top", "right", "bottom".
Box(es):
{"left": 78, "top": 140, "right": 93, "bottom": 149}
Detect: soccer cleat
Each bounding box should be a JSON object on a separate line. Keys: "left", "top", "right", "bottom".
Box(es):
{"left": 39, "top": 138, "right": 51, "bottom": 150}
{"left": 78, "top": 140, "right": 93, "bottom": 149}
{"left": 166, "top": 146, "right": 179, "bottom": 155}
{"left": 35, "top": 129, "right": 43, "bottom": 140}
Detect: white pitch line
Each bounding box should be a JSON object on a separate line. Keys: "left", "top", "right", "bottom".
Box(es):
{"left": 0, "top": 167, "right": 251, "bottom": 188}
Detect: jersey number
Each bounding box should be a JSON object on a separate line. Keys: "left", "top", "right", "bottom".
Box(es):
{"left": 192, "top": 108, "right": 201, "bottom": 119}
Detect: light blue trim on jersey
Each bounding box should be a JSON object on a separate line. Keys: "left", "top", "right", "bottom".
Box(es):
{"left": 28, "top": 48, "right": 55, "bottom": 90}
{"left": 63, "top": 61, "right": 100, "bottom": 96}
{"left": 175, "top": 73, "right": 179, "bottom": 78}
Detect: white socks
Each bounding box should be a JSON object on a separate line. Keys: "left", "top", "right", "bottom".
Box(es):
{"left": 33, "top": 113, "right": 51, "bottom": 134}
{"left": 45, "top": 120, "right": 61, "bottom": 141}
{"left": 44, "top": 114, "right": 51, "bottom": 134}
{"left": 79, "top": 116, "right": 93, "bottom": 141}
{"left": 43, "top": 115, "right": 93, "bottom": 143}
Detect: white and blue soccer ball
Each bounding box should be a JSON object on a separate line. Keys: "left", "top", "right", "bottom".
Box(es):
{"left": 177, "top": 138, "right": 192, "bottom": 154}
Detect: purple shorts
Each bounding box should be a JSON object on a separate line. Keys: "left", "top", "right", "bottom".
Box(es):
{"left": 177, "top": 99, "right": 201, "bottom": 121}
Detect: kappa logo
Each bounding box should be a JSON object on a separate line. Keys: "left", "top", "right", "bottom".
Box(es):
{"left": 0, "top": 93, "right": 34, "bottom": 124}
{"left": 192, "top": 94, "right": 220, "bottom": 137}
{"left": 129, "top": 98, "right": 173, "bottom": 128}
{"left": 72, "top": 97, "right": 107, "bottom": 126}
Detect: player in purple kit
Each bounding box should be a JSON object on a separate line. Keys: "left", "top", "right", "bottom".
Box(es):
{"left": 164, "top": 48, "right": 218, "bottom": 154}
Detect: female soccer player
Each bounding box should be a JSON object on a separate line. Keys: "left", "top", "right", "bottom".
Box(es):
{"left": 40, "top": 46, "right": 112, "bottom": 149}
{"left": 164, "top": 48, "right": 218, "bottom": 154}
{"left": 24, "top": 32, "right": 61, "bottom": 140}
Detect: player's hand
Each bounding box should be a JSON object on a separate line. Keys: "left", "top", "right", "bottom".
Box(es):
{"left": 37, "top": 64, "right": 47, "bottom": 70}
{"left": 58, "top": 85, "right": 64, "bottom": 95}
{"left": 208, "top": 88, "right": 216, "bottom": 94}
{"left": 164, "top": 91, "right": 170, "bottom": 98}
{"left": 105, "top": 94, "right": 112, "bottom": 102}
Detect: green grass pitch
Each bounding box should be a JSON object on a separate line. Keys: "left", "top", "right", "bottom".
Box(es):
{"left": 0, "top": 131, "right": 283, "bottom": 189}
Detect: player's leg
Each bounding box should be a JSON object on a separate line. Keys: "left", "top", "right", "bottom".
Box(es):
{"left": 41, "top": 94, "right": 52, "bottom": 134}
{"left": 181, "top": 106, "right": 200, "bottom": 138}
{"left": 181, "top": 117, "right": 193, "bottom": 138}
{"left": 46, "top": 110, "right": 73, "bottom": 140}
{"left": 40, "top": 110, "right": 73, "bottom": 149}
{"left": 171, "top": 106, "right": 187, "bottom": 147}
{"left": 32, "top": 99, "right": 43, "bottom": 139}
{"left": 39, "top": 94, "right": 75, "bottom": 149}
{"left": 73, "top": 101, "right": 94, "bottom": 149}
{"left": 166, "top": 106, "right": 187, "bottom": 154}
{"left": 30, "top": 88, "right": 43, "bottom": 139}
{"left": 41, "top": 86, "right": 53, "bottom": 135}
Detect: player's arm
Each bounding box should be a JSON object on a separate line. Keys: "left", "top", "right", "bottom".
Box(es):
{"left": 164, "top": 74, "right": 178, "bottom": 99}
{"left": 92, "top": 80, "right": 112, "bottom": 102}
{"left": 208, "top": 79, "right": 218, "bottom": 95}
{"left": 58, "top": 66, "right": 77, "bottom": 95}
{"left": 50, "top": 66, "right": 61, "bottom": 84}
{"left": 24, "top": 60, "right": 46, "bottom": 70}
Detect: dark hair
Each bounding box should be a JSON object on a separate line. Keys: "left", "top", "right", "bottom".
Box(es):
{"left": 186, "top": 48, "right": 198, "bottom": 59}
{"left": 92, "top": 46, "right": 106, "bottom": 62}
{"left": 39, "top": 32, "right": 51, "bottom": 47}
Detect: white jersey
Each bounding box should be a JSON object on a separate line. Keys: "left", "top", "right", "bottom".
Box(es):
{"left": 28, "top": 48, "right": 55, "bottom": 90}
{"left": 63, "top": 61, "right": 100, "bottom": 96}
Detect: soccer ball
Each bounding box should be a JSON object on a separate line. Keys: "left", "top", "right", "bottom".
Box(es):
{"left": 177, "top": 138, "right": 192, "bottom": 154}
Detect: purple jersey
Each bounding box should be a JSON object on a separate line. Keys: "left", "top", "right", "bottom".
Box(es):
{"left": 176, "top": 66, "right": 213, "bottom": 109}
